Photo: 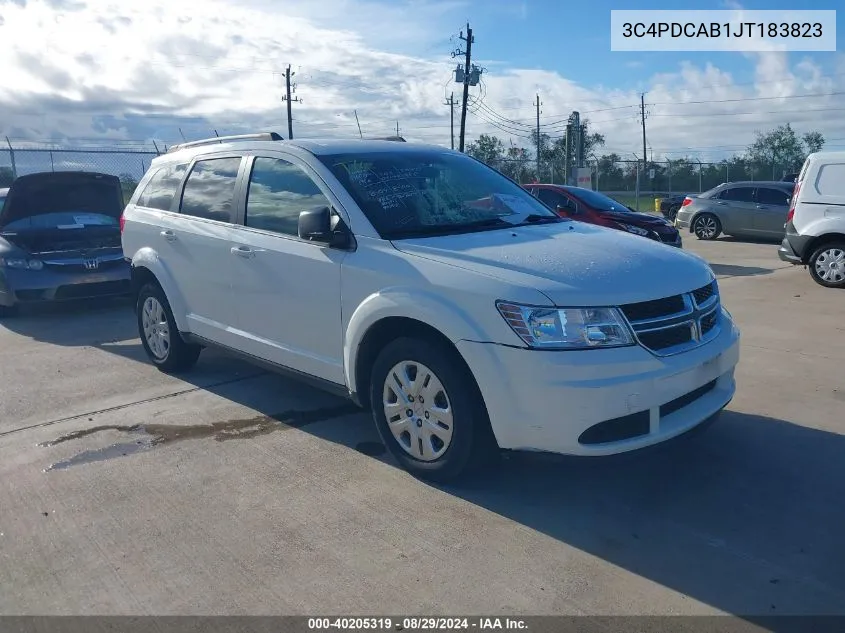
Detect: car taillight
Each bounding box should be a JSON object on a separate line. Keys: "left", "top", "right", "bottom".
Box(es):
{"left": 787, "top": 182, "right": 800, "bottom": 223}
{"left": 681, "top": 197, "right": 693, "bottom": 207}
{"left": 119, "top": 213, "right": 125, "bottom": 233}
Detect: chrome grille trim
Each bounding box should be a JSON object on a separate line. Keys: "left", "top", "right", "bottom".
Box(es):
{"left": 621, "top": 281, "right": 721, "bottom": 357}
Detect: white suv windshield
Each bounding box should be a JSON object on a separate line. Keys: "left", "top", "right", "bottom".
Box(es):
{"left": 318, "top": 150, "right": 560, "bottom": 239}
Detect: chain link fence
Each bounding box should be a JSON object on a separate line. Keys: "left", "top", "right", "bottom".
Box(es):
{"left": 0, "top": 144, "right": 799, "bottom": 208}
{"left": 0, "top": 144, "right": 160, "bottom": 201}
{"left": 482, "top": 157, "right": 797, "bottom": 194}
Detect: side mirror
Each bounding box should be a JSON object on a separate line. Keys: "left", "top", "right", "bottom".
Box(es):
{"left": 298, "top": 206, "right": 354, "bottom": 249}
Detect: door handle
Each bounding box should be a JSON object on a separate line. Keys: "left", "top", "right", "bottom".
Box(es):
{"left": 715, "top": 201, "right": 726, "bottom": 205}
{"left": 160, "top": 230, "right": 177, "bottom": 242}
{"left": 230, "top": 246, "right": 255, "bottom": 258}
{"left": 756, "top": 205, "right": 768, "bottom": 209}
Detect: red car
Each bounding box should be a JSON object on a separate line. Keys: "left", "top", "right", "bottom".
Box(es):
{"left": 524, "top": 184, "right": 683, "bottom": 247}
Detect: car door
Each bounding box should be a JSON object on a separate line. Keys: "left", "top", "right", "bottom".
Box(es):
{"left": 753, "top": 186, "right": 791, "bottom": 235}
{"left": 712, "top": 185, "right": 757, "bottom": 235}
{"left": 227, "top": 153, "right": 347, "bottom": 385}
{"left": 157, "top": 154, "right": 245, "bottom": 344}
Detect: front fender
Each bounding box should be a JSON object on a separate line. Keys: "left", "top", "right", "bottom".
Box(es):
{"left": 343, "top": 286, "right": 491, "bottom": 395}
{"left": 130, "top": 247, "right": 190, "bottom": 333}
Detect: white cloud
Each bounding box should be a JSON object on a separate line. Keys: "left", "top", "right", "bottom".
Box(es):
{"left": 0, "top": 0, "right": 843, "bottom": 164}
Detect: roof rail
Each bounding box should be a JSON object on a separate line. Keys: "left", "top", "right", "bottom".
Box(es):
{"left": 166, "top": 132, "right": 284, "bottom": 153}
{"left": 365, "top": 136, "right": 407, "bottom": 142}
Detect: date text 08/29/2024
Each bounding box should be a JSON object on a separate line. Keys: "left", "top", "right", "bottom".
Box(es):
{"left": 307, "top": 617, "right": 528, "bottom": 630}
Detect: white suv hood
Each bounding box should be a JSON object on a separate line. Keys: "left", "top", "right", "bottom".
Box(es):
{"left": 392, "top": 221, "right": 714, "bottom": 306}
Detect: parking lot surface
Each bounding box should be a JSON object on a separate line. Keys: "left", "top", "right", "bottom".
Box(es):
{"left": 1, "top": 237, "right": 843, "bottom": 616}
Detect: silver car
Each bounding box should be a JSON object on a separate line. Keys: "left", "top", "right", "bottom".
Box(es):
{"left": 675, "top": 181, "right": 794, "bottom": 241}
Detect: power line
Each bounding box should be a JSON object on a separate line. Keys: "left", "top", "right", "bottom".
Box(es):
{"left": 651, "top": 90, "right": 845, "bottom": 107}
{"left": 651, "top": 106, "right": 845, "bottom": 118}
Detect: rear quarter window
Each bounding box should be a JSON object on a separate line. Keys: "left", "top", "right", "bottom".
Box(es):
{"left": 136, "top": 163, "right": 187, "bottom": 211}
{"left": 814, "top": 163, "right": 845, "bottom": 197}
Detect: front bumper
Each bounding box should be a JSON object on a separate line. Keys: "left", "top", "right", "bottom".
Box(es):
{"left": 0, "top": 261, "right": 131, "bottom": 307}
{"left": 456, "top": 311, "right": 740, "bottom": 456}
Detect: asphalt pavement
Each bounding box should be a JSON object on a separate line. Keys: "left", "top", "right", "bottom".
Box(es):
{"left": 1, "top": 236, "right": 843, "bottom": 616}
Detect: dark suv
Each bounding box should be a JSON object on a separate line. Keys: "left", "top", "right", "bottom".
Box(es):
{"left": 525, "top": 184, "right": 682, "bottom": 247}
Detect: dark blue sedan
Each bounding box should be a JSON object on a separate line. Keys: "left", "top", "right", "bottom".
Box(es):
{"left": 0, "top": 172, "right": 131, "bottom": 317}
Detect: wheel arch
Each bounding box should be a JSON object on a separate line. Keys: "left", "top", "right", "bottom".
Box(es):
{"left": 129, "top": 248, "right": 190, "bottom": 332}
{"left": 804, "top": 233, "right": 845, "bottom": 264}
{"left": 352, "top": 316, "right": 484, "bottom": 411}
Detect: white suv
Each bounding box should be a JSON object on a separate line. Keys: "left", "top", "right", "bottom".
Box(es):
{"left": 121, "top": 133, "right": 740, "bottom": 481}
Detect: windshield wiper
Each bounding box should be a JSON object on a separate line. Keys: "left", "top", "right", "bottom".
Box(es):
{"left": 503, "top": 213, "right": 562, "bottom": 226}
{"left": 385, "top": 217, "right": 512, "bottom": 239}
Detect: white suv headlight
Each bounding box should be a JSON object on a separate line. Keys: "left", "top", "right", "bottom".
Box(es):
{"left": 496, "top": 302, "right": 635, "bottom": 350}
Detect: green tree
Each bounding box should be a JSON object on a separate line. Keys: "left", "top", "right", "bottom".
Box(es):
{"left": 466, "top": 134, "right": 504, "bottom": 166}
{"left": 119, "top": 173, "right": 139, "bottom": 204}
{"left": 746, "top": 124, "right": 825, "bottom": 176}
{"left": 500, "top": 145, "right": 532, "bottom": 183}
{"left": 802, "top": 131, "right": 825, "bottom": 154}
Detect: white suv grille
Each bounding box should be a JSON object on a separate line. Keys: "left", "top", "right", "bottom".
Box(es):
{"left": 619, "top": 281, "right": 721, "bottom": 356}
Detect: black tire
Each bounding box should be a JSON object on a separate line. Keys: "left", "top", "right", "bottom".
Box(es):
{"left": 693, "top": 213, "right": 721, "bottom": 240}
{"left": 369, "top": 336, "right": 498, "bottom": 483}
{"left": 136, "top": 282, "right": 201, "bottom": 373}
{"left": 808, "top": 242, "right": 845, "bottom": 289}
{"left": 667, "top": 204, "right": 680, "bottom": 222}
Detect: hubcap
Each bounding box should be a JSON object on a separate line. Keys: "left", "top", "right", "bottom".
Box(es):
{"left": 695, "top": 216, "right": 717, "bottom": 238}
{"left": 141, "top": 296, "right": 171, "bottom": 360}
{"left": 382, "top": 360, "right": 454, "bottom": 461}
{"left": 815, "top": 248, "right": 845, "bottom": 283}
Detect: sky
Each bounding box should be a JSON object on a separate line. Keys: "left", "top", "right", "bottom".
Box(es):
{"left": 0, "top": 0, "right": 843, "bottom": 165}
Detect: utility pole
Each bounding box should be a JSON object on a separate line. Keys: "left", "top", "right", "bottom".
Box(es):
{"left": 535, "top": 94, "right": 542, "bottom": 180}
{"left": 444, "top": 93, "right": 455, "bottom": 150}
{"left": 5, "top": 137, "right": 17, "bottom": 178}
{"left": 283, "top": 65, "right": 302, "bottom": 140}
{"left": 396, "top": 121, "right": 400, "bottom": 137}
{"left": 458, "top": 24, "right": 473, "bottom": 153}
{"left": 640, "top": 92, "right": 648, "bottom": 180}
{"left": 572, "top": 111, "right": 581, "bottom": 169}
{"left": 353, "top": 110, "right": 363, "bottom": 139}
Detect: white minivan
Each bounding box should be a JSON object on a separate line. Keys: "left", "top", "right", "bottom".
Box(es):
{"left": 778, "top": 151, "right": 845, "bottom": 288}
{"left": 121, "top": 133, "right": 740, "bottom": 481}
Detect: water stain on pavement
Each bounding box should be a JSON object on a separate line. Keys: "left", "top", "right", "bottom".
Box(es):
{"left": 40, "top": 403, "right": 361, "bottom": 472}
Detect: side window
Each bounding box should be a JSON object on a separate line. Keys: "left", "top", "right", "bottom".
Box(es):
{"left": 245, "top": 157, "right": 332, "bottom": 236}
{"left": 719, "top": 187, "right": 755, "bottom": 203}
{"left": 180, "top": 157, "right": 242, "bottom": 223}
{"left": 536, "top": 189, "right": 567, "bottom": 209}
{"left": 757, "top": 187, "right": 791, "bottom": 206}
{"left": 137, "top": 163, "right": 187, "bottom": 211}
